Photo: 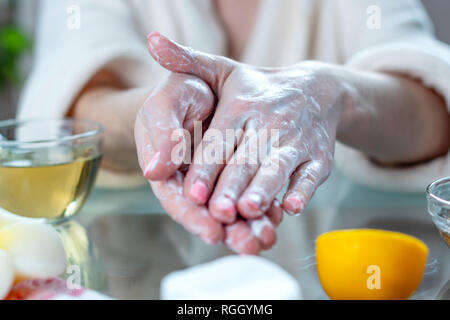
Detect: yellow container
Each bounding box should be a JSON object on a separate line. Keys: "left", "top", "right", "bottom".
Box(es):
{"left": 316, "top": 229, "right": 428, "bottom": 300}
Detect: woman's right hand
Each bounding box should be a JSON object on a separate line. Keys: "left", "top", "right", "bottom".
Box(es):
{"left": 135, "top": 73, "right": 281, "bottom": 253}
{"left": 135, "top": 73, "right": 225, "bottom": 244}
{"left": 136, "top": 73, "right": 215, "bottom": 181}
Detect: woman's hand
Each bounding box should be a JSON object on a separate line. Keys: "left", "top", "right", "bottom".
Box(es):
{"left": 135, "top": 72, "right": 282, "bottom": 254}
{"left": 135, "top": 73, "right": 224, "bottom": 245}
{"left": 145, "top": 32, "right": 347, "bottom": 222}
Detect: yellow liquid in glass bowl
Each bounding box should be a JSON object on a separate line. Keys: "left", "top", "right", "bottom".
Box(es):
{"left": 0, "top": 155, "right": 100, "bottom": 220}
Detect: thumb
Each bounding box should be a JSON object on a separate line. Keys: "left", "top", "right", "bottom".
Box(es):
{"left": 137, "top": 93, "right": 185, "bottom": 181}
{"left": 136, "top": 73, "right": 214, "bottom": 181}
{"left": 147, "top": 31, "right": 236, "bottom": 96}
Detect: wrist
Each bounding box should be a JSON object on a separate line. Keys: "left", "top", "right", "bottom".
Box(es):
{"left": 315, "top": 63, "right": 362, "bottom": 139}
{"left": 293, "top": 61, "right": 355, "bottom": 135}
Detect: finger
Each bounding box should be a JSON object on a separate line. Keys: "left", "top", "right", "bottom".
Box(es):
{"left": 266, "top": 199, "right": 283, "bottom": 227}
{"left": 225, "top": 200, "right": 280, "bottom": 253}
{"left": 137, "top": 74, "right": 214, "bottom": 181}
{"left": 238, "top": 145, "right": 304, "bottom": 219}
{"left": 138, "top": 93, "right": 184, "bottom": 181}
{"left": 150, "top": 172, "right": 224, "bottom": 245}
{"left": 249, "top": 216, "right": 276, "bottom": 250}
{"left": 146, "top": 31, "right": 236, "bottom": 96}
{"left": 251, "top": 200, "right": 283, "bottom": 251}
{"left": 208, "top": 128, "right": 262, "bottom": 222}
{"left": 136, "top": 119, "right": 224, "bottom": 244}
{"left": 282, "top": 159, "right": 331, "bottom": 215}
{"left": 182, "top": 107, "right": 244, "bottom": 206}
{"left": 224, "top": 220, "right": 261, "bottom": 255}
{"left": 135, "top": 110, "right": 156, "bottom": 174}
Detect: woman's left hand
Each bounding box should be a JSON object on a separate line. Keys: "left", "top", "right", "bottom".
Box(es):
{"left": 146, "top": 32, "right": 348, "bottom": 222}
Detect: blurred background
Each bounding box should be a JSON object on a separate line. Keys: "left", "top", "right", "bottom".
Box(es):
{"left": 0, "top": 0, "right": 449, "bottom": 121}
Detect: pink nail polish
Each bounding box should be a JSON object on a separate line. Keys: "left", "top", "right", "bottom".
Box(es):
{"left": 246, "top": 194, "right": 262, "bottom": 211}
{"left": 216, "top": 196, "right": 236, "bottom": 215}
{"left": 144, "top": 152, "right": 160, "bottom": 179}
{"left": 191, "top": 181, "right": 208, "bottom": 202}
{"left": 288, "top": 195, "right": 304, "bottom": 212}
{"left": 147, "top": 31, "right": 161, "bottom": 48}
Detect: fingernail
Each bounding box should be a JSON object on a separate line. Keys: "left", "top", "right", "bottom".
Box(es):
{"left": 288, "top": 195, "right": 303, "bottom": 210}
{"left": 191, "top": 180, "right": 208, "bottom": 203}
{"left": 201, "top": 236, "right": 215, "bottom": 245}
{"left": 216, "top": 196, "right": 236, "bottom": 215}
{"left": 147, "top": 31, "right": 161, "bottom": 48}
{"left": 144, "top": 151, "right": 160, "bottom": 179}
{"left": 246, "top": 194, "right": 262, "bottom": 212}
{"left": 250, "top": 217, "right": 271, "bottom": 238}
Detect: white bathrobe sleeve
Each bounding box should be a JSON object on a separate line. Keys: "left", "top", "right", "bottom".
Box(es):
{"left": 333, "top": 0, "right": 450, "bottom": 192}
{"left": 17, "top": 0, "right": 162, "bottom": 188}
{"left": 18, "top": 0, "right": 155, "bottom": 119}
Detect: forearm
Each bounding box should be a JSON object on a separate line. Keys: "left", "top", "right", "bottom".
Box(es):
{"left": 334, "top": 66, "right": 450, "bottom": 165}
{"left": 73, "top": 86, "right": 151, "bottom": 172}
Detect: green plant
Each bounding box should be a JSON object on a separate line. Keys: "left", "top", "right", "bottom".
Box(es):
{"left": 0, "top": 25, "right": 31, "bottom": 88}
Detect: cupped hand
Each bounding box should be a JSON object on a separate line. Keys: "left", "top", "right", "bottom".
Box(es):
{"left": 135, "top": 72, "right": 281, "bottom": 254}
{"left": 146, "top": 32, "right": 345, "bottom": 222}
{"left": 135, "top": 73, "right": 223, "bottom": 245}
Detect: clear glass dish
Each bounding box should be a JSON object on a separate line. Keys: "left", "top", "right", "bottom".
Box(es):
{"left": 427, "top": 176, "right": 450, "bottom": 247}
{"left": 0, "top": 119, "right": 103, "bottom": 222}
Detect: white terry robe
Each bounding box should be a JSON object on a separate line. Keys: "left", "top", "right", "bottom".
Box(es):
{"left": 18, "top": 0, "right": 450, "bottom": 192}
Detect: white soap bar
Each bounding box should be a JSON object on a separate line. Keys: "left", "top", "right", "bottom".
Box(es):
{"left": 160, "top": 255, "right": 302, "bottom": 300}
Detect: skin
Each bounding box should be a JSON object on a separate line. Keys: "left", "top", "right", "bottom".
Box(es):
{"left": 72, "top": 0, "right": 260, "bottom": 171}
{"left": 134, "top": 72, "right": 282, "bottom": 253}
{"left": 73, "top": 4, "right": 449, "bottom": 254}
{"left": 214, "top": 0, "right": 261, "bottom": 60}
{"left": 138, "top": 33, "right": 449, "bottom": 250}
{"left": 71, "top": 70, "right": 149, "bottom": 172}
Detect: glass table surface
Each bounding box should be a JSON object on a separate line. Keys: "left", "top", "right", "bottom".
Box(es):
{"left": 61, "top": 169, "right": 449, "bottom": 300}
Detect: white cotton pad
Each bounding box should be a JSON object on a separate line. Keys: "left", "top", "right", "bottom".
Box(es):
{"left": 160, "top": 255, "right": 302, "bottom": 300}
